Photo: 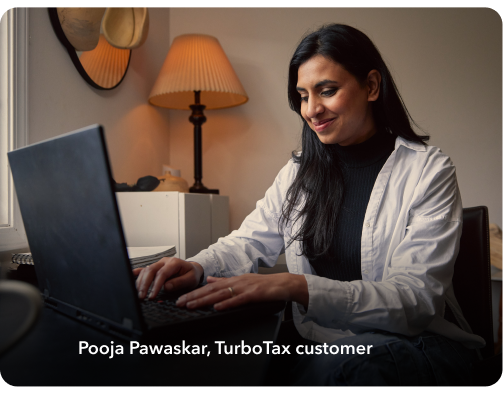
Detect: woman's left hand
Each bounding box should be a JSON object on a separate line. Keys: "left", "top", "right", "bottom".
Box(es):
{"left": 175, "top": 273, "right": 308, "bottom": 311}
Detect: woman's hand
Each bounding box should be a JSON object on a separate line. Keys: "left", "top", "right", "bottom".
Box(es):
{"left": 133, "top": 257, "right": 204, "bottom": 300}
{"left": 175, "top": 273, "right": 309, "bottom": 311}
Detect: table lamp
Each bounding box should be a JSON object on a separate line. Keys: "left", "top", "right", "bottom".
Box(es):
{"left": 149, "top": 34, "right": 248, "bottom": 194}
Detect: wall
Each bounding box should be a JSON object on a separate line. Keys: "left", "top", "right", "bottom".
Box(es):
{"left": 28, "top": 8, "right": 172, "bottom": 184}
{"left": 168, "top": 8, "right": 502, "bottom": 231}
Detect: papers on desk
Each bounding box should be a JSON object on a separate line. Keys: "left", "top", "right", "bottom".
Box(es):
{"left": 11, "top": 253, "right": 34, "bottom": 265}
{"left": 127, "top": 246, "right": 176, "bottom": 268}
{"left": 12, "top": 245, "right": 177, "bottom": 269}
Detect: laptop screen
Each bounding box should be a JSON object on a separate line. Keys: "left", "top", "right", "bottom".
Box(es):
{"left": 8, "top": 125, "right": 143, "bottom": 332}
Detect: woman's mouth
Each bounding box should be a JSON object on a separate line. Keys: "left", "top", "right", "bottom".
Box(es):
{"left": 312, "top": 118, "right": 336, "bottom": 133}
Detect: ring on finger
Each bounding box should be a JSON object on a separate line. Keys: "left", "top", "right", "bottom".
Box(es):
{"left": 228, "top": 287, "right": 235, "bottom": 298}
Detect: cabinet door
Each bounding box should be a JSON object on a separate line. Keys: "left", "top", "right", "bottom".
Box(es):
{"left": 179, "top": 193, "right": 211, "bottom": 259}
{"left": 116, "top": 192, "right": 180, "bottom": 256}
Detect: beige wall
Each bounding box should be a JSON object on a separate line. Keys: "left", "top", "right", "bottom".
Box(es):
{"left": 28, "top": 8, "right": 172, "bottom": 184}
{"left": 24, "top": 8, "right": 503, "bottom": 231}
{"left": 168, "top": 8, "right": 502, "bottom": 229}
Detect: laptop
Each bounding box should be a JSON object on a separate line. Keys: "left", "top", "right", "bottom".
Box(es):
{"left": 7, "top": 125, "right": 284, "bottom": 340}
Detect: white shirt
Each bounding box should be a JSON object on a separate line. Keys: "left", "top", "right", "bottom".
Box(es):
{"left": 188, "top": 136, "right": 485, "bottom": 349}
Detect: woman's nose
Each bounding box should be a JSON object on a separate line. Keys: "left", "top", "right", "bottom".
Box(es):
{"left": 305, "top": 98, "right": 324, "bottom": 119}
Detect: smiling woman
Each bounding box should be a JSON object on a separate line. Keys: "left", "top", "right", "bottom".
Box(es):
{"left": 134, "top": 24, "right": 484, "bottom": 386}
{"left": 281, "top": 24, "right": 428, "bottom": 264}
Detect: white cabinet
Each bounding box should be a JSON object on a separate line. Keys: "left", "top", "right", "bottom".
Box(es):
{"left": 116, "top": 192, "right": 229, "bottom": 260}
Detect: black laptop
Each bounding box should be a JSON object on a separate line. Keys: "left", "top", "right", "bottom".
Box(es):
{"left": 7, "top": 125, "right": 284, "bottom": 340}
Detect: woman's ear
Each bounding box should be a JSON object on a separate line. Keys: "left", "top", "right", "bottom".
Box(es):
{"left": 367, "top": 70, "right": 381, "bottom": 102}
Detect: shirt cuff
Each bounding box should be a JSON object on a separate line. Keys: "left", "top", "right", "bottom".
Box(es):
{"left": 186, "top": 250, "right": 219, "bottom": 284}
{"left": 301, "top": 274, "right": 352, "bottom": 329}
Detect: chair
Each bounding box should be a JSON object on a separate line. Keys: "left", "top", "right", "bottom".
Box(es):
{"left": 0, "top": 280, "right": 42, "bottom": 355}
{"left": 452, "top": 206, "right": 501, "bottom": 385}
{"left": 452, "top": 206, "right": 494, "bottom": 360}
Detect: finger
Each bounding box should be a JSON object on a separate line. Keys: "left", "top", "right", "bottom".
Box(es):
{"left": 148, "top": 263, "right": 185, "bottom": 299}
{"left": 132, "top": 268, "right": 143, "bottom": 276}
{"left": 135, "top": 268, "right": 147, "bottom": 290}
{"left": 163, "top": 273, "right": 198, "bottom": 293}
{"left": 137, "top": 263, "right": 165, "bottom": 299}
{"left": 185, "top": 287, "right": 234, "bottom": 309}
{"left": 176, "top": 281, "right": 228, "bottom": 306}
{"left": 206, "top": 276, "right": 227, "bottom": 283}
{"left": 135, "top": 269, "right": 142, "bottom": 289}
{"left": 214, "top": 293, "right": 253, "bottom": 311}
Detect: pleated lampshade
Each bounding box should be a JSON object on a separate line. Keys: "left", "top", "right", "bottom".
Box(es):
{"left": 148, "top": 34, "right": 248, "bottom": 110}
{"left": 79, "top": 34, "right": 130, "bottom": 89}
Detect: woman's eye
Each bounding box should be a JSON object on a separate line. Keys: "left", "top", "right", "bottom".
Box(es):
{"left": 321, "top": 88, "right": 337, "bottom": 97}
{"left": 300, "top": 88, "right": 336, "bottom": 103}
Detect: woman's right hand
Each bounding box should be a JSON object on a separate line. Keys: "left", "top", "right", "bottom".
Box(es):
{"left": 133, "top": 257, "right": 204, "bottom": 300}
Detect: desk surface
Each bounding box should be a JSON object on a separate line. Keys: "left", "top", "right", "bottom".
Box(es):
{"left": 0, "top": 302, "right": 283, "bottom": 386}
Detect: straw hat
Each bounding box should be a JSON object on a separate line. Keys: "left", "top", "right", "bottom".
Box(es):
{"left": 57, "top": 8, "right": 105, "bottom": 51}
{"left": 489, "top": 223, "right": 502, "bottom": 270}
{"left": 102, "top": 8, "right": 149, "bottom": 50}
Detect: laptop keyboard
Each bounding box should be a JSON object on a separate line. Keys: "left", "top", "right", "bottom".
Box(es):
{"left": 140, "top": 298, "right": 218, "bottom": 325}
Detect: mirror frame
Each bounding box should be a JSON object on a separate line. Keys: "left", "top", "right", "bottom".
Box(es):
{"left": 47, "top": 8, "right": 131, "bottom": 90}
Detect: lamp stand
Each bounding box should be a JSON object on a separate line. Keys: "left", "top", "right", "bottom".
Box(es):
{"left": 189, "top": 91, "right": 219, "bottom": 194}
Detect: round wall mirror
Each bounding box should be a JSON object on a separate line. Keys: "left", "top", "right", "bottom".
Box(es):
{"left": 48, "top": 8, "right": 131, "bottom": 90}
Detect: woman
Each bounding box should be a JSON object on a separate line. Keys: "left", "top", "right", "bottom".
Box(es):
{"left": 135, "top": 24, "right": 484, "bottom": 385}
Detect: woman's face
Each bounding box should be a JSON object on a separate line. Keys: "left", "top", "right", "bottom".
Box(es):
{"left": 297, "top": 55, "right": 380, "bottom": 146}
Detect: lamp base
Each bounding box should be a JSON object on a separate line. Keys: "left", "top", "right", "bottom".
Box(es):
{"left": 189, "top": 184, "right": 219, "bottom": 195}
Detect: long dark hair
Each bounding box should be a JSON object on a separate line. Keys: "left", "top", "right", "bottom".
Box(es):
{"left": 280, "top": 24, "right": 428, "bottom": 260}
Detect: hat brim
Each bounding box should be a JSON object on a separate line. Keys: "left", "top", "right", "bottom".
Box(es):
{"left": 57, "top": 8, "right": 105, "bottom": 52}
{"left": 102, "top": 8, "right": 149, "bottom": 50}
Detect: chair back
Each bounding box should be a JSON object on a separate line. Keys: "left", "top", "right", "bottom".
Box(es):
{"left": 452, "top": 206, "right": 494, "bottom": 359}
{"left": 0, "top": 280, "right": 42, "bottom": 355}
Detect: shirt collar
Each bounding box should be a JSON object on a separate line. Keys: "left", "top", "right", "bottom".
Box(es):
{"left": 395, "top": 136, "right": 427, "bottom": 152}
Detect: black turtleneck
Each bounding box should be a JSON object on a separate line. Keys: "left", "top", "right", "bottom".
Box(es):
{"left": 309, "top": 131, "right": 396, "bottom": 282}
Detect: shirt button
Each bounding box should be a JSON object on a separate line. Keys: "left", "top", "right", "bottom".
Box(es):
{"left": 363, "top": 270, "right": 369, "bottom": 275}
{"left": 365, "top": 223, "right": 370, "bottom": 227}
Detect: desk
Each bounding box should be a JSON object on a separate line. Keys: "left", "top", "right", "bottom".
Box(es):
{"left": 0, "top": 303, "right": 283, "bottom": 386}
